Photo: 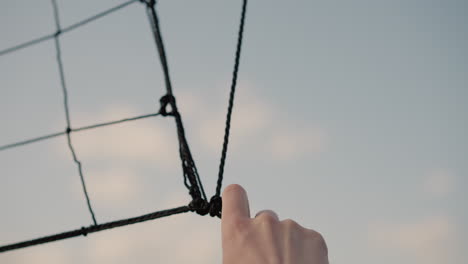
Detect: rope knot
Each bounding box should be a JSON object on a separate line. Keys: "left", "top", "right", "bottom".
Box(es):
{"left": 80, "top": 227, "right": 88, "bottom": 237}
{"left": 188, "top": 196, "right": 222, "bottom": 218}
{"left": 140, "top": 0, "right": 156, "bottom": 7}
{"left": 208, "top": 195, "right": 222, "bottom": 218}
{"left": 66, "top": 127, "right": 72, "bottom": 134}
{"left": 188, "top": 197, "right": 209, "bottom": 215}
{"left": 159, "top": 94, "right": 176, "bottom": 116}
{"left": 54, "top": 30, "right": 62, "bottom": 37}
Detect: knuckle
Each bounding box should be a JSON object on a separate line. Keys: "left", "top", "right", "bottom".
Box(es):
{"left": 307, "top": 229, "right": 324, "bottom": 241}
{"left": 282, "top": 218, "right": 301, "bottom": 229}
{"left": 306, "top": 229, "right": 328, "bottom": 255}
{"left": 256, "top": 212, "right": 279, "bottom": 224}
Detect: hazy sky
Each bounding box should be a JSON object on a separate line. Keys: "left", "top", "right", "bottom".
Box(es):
{"left": 1, "top": 0, "right": 467, "bottom": 263}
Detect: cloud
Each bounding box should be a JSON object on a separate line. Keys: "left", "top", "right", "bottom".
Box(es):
{"left": 197, "top": 98, "right": 273, "bottom": 153}
{"left": 20, "top": 82, "right": 326, "bottom": 263}
{"left": 54, "top": 82, "right": 328, "bottom": 169}
{"left": 0, "top": 214, "right": 220, "bottom": 264}
{"left": 178, "top": 83, "right": 328, "bottom": 161}
{"left": 0, "top": 243, "right": 72, "bottom": 264}
{"left": 53, "top": 104, "right": 186, "bottom": 211}
{"left": 368, "top": 215, "right": 455, "bottom": 264}
{"left": 423, "top": 169, "right": 455, "bottom": 197}
{"left": 85, "top": 192, "right": 221, "bottom": 264}
{"left": 0, "top": 192, "right": 220, "bottom": 264}
{"left": 56, "top": 104, "right": 179, "bottom": 169}
{"left": 70, "top": 167, "right": 141, "bottom": 207}
{"left": 88, "top": 218, "right": 220, "bottom": 264}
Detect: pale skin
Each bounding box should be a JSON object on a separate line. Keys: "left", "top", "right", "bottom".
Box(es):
{"left": 221, "top": 184, "right": 329, "bottom": 264}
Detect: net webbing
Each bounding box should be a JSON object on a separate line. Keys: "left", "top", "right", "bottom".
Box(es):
{"left": 0, "top": 0, "right": 248, "bottom": 253}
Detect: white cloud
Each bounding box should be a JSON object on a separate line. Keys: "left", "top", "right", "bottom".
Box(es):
{"left": 54, "top": 104, "right": 185, "bottom": 210}
{"left": 178, "top": 83, "right": 328, "bottom": 160}
{"left": 0, "top": 243, "right": 72, "bottom": 264}
{"left": 197, "top": 98, "right": 272, "bottom": 153}
{"left": 0, "top": 191, "right": 219, "bottom": 264}
{"left": 76, "top": 167, "right": 141, "bottom": 207}
{"left": 54, "top": 83, "right": 328, "bottom": 168}
{"left": 2, "top": 83, "right": 327, "bottom": 264}
{"left": 368, "top": 216, "right": 455, "bottom": 264}
{"left": 423, "top": 169, "right": 455, "bottom": 197}
{"left": 20, "top": 82, "right": 327, "bottom": 263}
{"left": 86, "top": 211, "right": 221, "bottom": 264}
{"left": 56, "top": 104, "right": 179, "bottom": 169}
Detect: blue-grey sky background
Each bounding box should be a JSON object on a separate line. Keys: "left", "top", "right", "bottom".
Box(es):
{"left": 1, "top": 0, "right": 467, "bottom": 263}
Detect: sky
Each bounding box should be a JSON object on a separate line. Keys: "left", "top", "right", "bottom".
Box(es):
{"left": 0, "top": 0, "right": 467, "bottom": 263}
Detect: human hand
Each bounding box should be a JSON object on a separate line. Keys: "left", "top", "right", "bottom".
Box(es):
{"left": 221, "top": 184, "right": 329, "bottom": 264}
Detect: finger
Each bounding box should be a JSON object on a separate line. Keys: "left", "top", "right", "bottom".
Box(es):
{"left": 255, "top": 210, "right": 279, "bottom": 221}
{"left": 222, "top": 184, "right": 250, "bottom": 220}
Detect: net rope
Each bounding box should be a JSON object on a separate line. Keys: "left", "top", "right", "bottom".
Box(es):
{"left": 0, "top": 0, "right": 248, "bottom": 253}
